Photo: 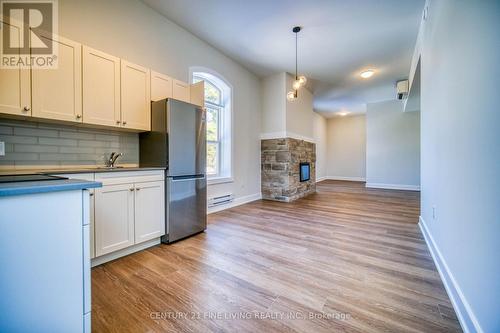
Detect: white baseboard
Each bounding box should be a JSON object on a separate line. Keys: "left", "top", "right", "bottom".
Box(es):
{"left": 91, "top": 238, "right": 161, "bottom": 267}
{"left": 208, "top": 192, "right": 262, "bottom": 214}
{"left": 365, "top": 182, "right": 420, "bottom": 191}
{"left": 316, "top": 176, "right": 328, "bottom": 182}
{"left": 323, "top": 176, "right": 366, "bottom": 182}
{"left": 419, "top": 217, "right": 481, "bottom": 333}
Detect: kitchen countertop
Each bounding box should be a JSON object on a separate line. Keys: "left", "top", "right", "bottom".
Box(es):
{"left": 0, "top": 178, "right": 102, "bottom": 197}
{"left": 0, "top": 166, "right": 166, "bottom": 176}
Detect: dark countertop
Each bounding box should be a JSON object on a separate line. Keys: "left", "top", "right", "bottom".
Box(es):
{"left": 0, "top": 166, "right": 166, "bottom": 176}
{"left": 0, "top": 178, "right": 102, "bottom": 197}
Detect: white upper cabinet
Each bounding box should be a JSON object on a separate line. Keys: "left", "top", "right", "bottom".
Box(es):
{"left": 151, "top": 71, "right": 173, "bottom": 101}
{"left": 0, "top": 21, "right": 31, "bottom": 116}
{"left": 31, "top": 33, "right": 82, "bottom": 123}
{"left": 172, "top": 79, "right": 190, "bottom": 103}
{"left": 82, "top": 46, "right": 121, "bottom": 127}
{"left": 120, "top": 60, "right": 151, "bottom": 131}
{"left": 134, "top": 181, "right": 165, "bottom": 244}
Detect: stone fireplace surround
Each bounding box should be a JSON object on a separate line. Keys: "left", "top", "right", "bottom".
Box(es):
{"left": 261, "top": 137, "right": 316, "bottom": 202}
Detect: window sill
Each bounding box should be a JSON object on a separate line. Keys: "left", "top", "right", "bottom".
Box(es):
{"left": 207, "top": 176, "right": 234, "bottom": 185}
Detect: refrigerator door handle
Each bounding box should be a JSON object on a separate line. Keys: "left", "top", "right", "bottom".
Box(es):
{"left": 171, "top": 174, "right": 206, "bottom": 182}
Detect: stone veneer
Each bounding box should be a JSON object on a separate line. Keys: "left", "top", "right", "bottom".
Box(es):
{"left": 261, "top": 138, "right": 316, "bottom": 202}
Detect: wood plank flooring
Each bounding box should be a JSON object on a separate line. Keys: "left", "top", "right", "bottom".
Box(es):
{"left": 92, "top": 180, "right": 461, "bottom": 332}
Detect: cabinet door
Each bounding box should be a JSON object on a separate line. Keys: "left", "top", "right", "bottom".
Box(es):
{"left": 172, "top": 79, "right": 190, "bottom": 103}
{"left": 0, "top": 21, "right": 31, "bottom": 116}
{"left": 134, "top": 181, "right": 165, "bottom": 244}
{"left": 151, "top": 71, "right": 173, "bottom": 101}
{"left": 95, "top": 184, "right": 134, "bottom": 256}
{"left": 82, "top": 46, "right": 121, "bottom": 127}
{"left": 120, "top": 60, "right": 150, "bottom": 131}
{"left": 31, "top": 34, "right": 82, "bottom": 122}
{"left": 190, "top": 81, "right": 204, "bottom": 107}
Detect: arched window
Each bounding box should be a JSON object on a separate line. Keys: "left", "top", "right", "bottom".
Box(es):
{"left": 192, "top": 70, "right": 232, "bottom": 183}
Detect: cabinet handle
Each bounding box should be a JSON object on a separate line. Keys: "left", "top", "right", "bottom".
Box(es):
{"left": 129, "top": 188, "right": 134, "bottom": 191}
{"left": 23, "top": 106, "right": 31, "bottom": 111}
{"left": 122, "top": 121, "right": 127, "bottom": 125}
{"left": 116, "top": 120, "right": 121, "bottom": 124}
{"left": 136, "top": 188, "right": 140, "bottom": 191}
{"left": 89, "top": 193, "right": 94, "bottom": 197}
{"left": 76, "top": 114, "right": 82, "bottom": 119}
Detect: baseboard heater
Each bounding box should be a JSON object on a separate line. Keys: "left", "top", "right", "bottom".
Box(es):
{"left": 208, "top": 194, "right": 234, "bottom": 208}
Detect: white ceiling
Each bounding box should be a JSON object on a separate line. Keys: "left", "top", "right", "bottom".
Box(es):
{"left": 142, "top": 0, "right": 424, "bottom": 117}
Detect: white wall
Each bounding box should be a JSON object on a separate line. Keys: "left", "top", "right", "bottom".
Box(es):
{"left": 58, "top": 0, "right": 262, "bottom": 202}
{"left": 326, "top": 115, "right": 366, "bottom": 181}
{"left": 260, "top": 72, "right": 314, "bottom": 142}
{"left": 366, "top": 100, "right": 420, "bottom": 189}
{"left": 419, "top": 0, "right": 500, "bottom": 332}
{"left": 312, "top": 113, "right": 327, "bottom": 181}
{"left": 285, "top": 73, "right": 314, "bottom": 141}
{"left": 261, "top": 73, "right": 286, "bottom": 135}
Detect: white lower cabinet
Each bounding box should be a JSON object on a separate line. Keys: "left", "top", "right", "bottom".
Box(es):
{"left": 53, "top": 170, "right": 165, "bottom": 262}
{"left": 93, "top": 170, "right": 165, "bottom": 260}
{"left": 134, "top": 181, "right": 165, "bottom": 244}
{"left": 95, "top": 183, "right": 135, "bottom": 256}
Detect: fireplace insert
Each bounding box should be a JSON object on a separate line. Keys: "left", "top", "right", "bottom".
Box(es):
{"left": 300, "top": 162, "right": 310, "bottom": 182}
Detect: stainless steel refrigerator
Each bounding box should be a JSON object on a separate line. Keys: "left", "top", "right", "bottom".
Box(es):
{"left": 139, "top": 99, "right": 206, "bottom": 243}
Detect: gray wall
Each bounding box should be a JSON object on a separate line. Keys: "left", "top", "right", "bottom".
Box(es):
{"left": 366, "top": 100, "right": 420, "bottom": 188}
{"left": 0, "top": 119, "right": 138, "bottom": 167}
{"left": 326, "top": 115, "right": 366, "bottom": 180}
{"left": 420, "top": 0, "right": 500, "bottom": 332}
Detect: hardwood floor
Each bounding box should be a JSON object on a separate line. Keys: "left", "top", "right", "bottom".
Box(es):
{"left": 92, "top": 180, "right": 461, "bottom": 332}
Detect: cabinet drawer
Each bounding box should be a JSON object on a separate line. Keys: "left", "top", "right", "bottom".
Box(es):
{"left": 95, "top": 170, "right": 164, "bottom": 185}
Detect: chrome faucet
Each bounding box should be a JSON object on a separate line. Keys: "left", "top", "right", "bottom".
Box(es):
{"left": 106, "top": 152, "right": 123, "bottom": 168}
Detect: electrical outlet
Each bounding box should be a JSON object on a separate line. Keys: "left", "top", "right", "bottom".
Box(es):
{"left": 0, "top": 141, "right": 5, "bottom": 156}
{"left": 432, "top": 206, "right": 436, "bottom": 220}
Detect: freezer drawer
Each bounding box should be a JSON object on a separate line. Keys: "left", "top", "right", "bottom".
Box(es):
{"left": 164, "top": 175, "right": 207, "bottom": 243}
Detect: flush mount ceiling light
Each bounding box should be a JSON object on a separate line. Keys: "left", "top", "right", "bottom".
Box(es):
{"left": 287, "top": 26, "right": 307, "bottom": 102}
{"left": 360, "top": 70, "right": 375, "bottom": 79}
{"left": 338, "top": 111, "right": 349, "bottom": 116}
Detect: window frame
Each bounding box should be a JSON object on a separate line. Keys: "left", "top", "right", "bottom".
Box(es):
{"left": 191, "top": 69, "right": 233, "bottom": 184}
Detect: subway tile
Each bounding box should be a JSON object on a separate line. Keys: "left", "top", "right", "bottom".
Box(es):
{"left": 39, "top": 137, "right": 78, "bottom": 146}
{"left": 60, "top": 160, "right": 97, "bottom": 166}
{"left": 5, "top": 143, "right": 14, "bottom": 153}
{"left": 0, "top": 135, "right": 37, "bottom": 144}
{"left": 60, "top": 131, "right": 95, "bottom": 140}
{"left": 15, "top": 144, "right": 59, "bottom": 153}
{"left": 0, "top": 152, "right": 38, "bottom": 161}
{"left": 39, "top": 153, "right": 79, "bottom": 161}
{"left": 0, "top": 126, "right": 13, "bottom": 135}
{"left": 59, "top": 146, "right": 95, "bottom": 154}
{"left": 14, "top": 127, "right": 58, "bottom": 138}
{"left": 79, "top": 140, "right": 109, "bottom": 148}
{"left": 95, "top": 134, "right": 120, "bottom": 142}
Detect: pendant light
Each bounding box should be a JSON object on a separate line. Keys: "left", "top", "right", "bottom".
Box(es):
{"left": 287, "top": 26, "right": 307, "bottom": 101}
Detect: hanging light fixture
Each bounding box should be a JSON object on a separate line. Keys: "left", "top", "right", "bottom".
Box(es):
{"left": 287, "top": 26, "right": 307, "bottom": 101}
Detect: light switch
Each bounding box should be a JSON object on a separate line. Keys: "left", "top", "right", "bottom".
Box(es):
{"left": 0, "top": 141, "right": 5, "bottom": 156}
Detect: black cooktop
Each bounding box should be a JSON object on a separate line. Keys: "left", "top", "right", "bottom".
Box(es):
{"left": 0, "top": 174, "right": 67, "bottom": 183}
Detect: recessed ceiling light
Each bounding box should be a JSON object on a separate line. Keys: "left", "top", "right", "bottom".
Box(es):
{"left": 360, "top": 70, "right": 375, "bottom": 79}
{"left": 338, "top": 112, "right": 349, "bottom": 116}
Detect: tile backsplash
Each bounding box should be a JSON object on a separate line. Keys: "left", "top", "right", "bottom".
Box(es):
{"left": 0, "top": 118, "right": 139, "bottom": 168}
